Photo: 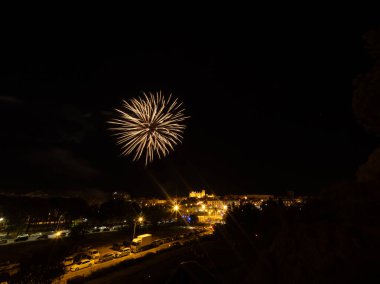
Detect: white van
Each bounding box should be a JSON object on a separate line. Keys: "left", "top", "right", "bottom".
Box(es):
{"left": 88, "top": 249, "right": 100, "bottom": 262}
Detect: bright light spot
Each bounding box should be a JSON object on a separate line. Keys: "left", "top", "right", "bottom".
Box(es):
{"left": 138, "top": 217, "right": 144, "bottom": 222}
{"left": 108, "top": 92, "right": 189, "bottom": 166}
{"left": 0, "top": 218, "right": 4, "bottom": 222}
{"left": 223, "top": 205, "right": 228, "bottom": 210}
{"left": 173, "top": 204, "right": 179, "bottom": 211}
{"left": 201, "top": 204, "right": 206, "bottom": 210}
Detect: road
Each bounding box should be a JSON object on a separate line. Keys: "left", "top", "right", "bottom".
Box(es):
{"left": 59, "top": 231, "right": 213, "bottom": 283}
{"left": 70, "top": 233, "right": 244, "bottom": 284}
{"left": 0, "top": 225, "right": 194, "bottom": 263}
{"left": 86, "top": 243, "right": 205, "bottom": 283}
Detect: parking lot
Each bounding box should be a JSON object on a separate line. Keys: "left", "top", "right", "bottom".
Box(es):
{"left": 0, "top": 225, "right": 212, "bottom": 283}
{"left": 58, "top": 228, "right": 212, "bottom": 283}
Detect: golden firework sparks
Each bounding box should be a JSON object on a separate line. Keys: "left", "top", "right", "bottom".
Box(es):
{"left": 109, "top": 91, "right": 189, "bottom": 165}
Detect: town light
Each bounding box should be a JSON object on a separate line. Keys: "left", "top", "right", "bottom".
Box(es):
{"left": 173, "top": 204, "right": 180, "bottom": 211}
{"left": 133, "top": 215, "right": 144, "bottom": 240}
{"left": 223, "top": 205, "right": 228, "bottom": 210}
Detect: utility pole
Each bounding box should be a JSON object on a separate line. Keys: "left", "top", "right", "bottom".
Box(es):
{"left": 55, "top": 214, "right": 63, "bottom": 232}
{"left": 132, "top": 216, "right": 143, "bottom": 240}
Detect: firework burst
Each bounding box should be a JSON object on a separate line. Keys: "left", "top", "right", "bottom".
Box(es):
{"left": 109, "top": 91, "right": 189, "bottom": 165}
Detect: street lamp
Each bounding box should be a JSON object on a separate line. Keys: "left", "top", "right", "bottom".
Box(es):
{"left": 133, "top": 216, "right": 144, "bottom": 240}
{"left": 172, "top": 203, "right": 180, "bottom": 222}
{"left": 55, "top": 214, "right": 64, "bottom": 233}
{"left": 0, "top": 217, "right": 5, "bottom": 231}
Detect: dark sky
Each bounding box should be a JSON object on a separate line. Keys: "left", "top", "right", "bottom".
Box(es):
{"left": 0, "top": 17, "right": 379, "bottom": 199}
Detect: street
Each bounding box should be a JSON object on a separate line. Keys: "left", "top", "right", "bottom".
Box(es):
{"left": 59, "top": 230, "right": 213, "bottom": 283}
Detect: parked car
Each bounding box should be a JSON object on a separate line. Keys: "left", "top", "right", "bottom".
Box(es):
{"left": 63, "top": 256, "right": 74, "bottom": 266}
{"left": 88, "top": 249, "right": 100, "bottom": 262}
{"left": 14, "top": 234, "right": 29, "bottom": 242}
{"left": 112, "top": 243, "right": 125, "bottom": 251}
{"left": 55, "top": 230, "right": 70, "bottom": 237}
{"left": 37, "top": 234, "right": 48, "bottom": 240}
{"left": 99, "top": 253, "right": 115, "bottom": 263}
{"left": 30, "top": 232, "right": 42, "bottom": 238}
{"left": 73, "top": 253, "right": 91, "bottom": 263}
{"left": 152, "top": 239, "right": 163, "bottom": 247}
{"left": 115, "top": 247, "right": 130, "bottom": 258}
{"left": 70, "top": 259, "right": 94, "bottom": 271}
{"left": 162, "top": 237, "right": 172, "bottom": 243}
{"left": 169, "top": 241, "right": 181, "bottom": 248}
{"left": 98, "top": 226, "right": 108, "bottom": 231}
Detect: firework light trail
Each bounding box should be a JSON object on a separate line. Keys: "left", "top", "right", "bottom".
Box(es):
{"left": 108, "top": 91, "right": 189, "bottom": 165}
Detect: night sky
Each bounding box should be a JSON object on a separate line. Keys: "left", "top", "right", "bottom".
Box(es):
{"left": 0, "top": 18, "right": 379, "bottom": 199}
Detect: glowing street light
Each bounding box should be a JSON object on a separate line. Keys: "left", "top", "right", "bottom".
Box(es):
{"left": 172, "top": 203, "right": 180, "bottom": 222}
{"left": 133, "top": 215, "right": 144, "bottom": 240}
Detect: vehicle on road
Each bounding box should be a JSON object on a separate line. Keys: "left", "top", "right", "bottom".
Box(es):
{"left": 30, "top": 232, "right": 42, "bottom": 238}
{"left": 112, "top": 243, "right": 126, "bottom": 251}
{"left": 73, "top": 253, "right": 91, "bottom": 263}
{"left": 63, "top": 257, "right": 74, "bottom": 266}
{"left": 88, "top": 249, "right": 100, "bottom": 262}
{"left": 152, "top": 239, "right": 164, "bottom": 247}
{"left": 99, "top": 253, "right": 115, "bottom": 263}
{"left": 98, "top": 226, "right": 110, "bottom": 232}
{"left": 131, "top": 234, "right": 153, "bottom": 253}
{"left": 37, "top": 234, "right": 48, "bottom": 240}
{"left": 169, "top": 241, "right": 181, "bottom": 248}
{"left": 14, "top": 234, "right": 29, "bottom": 242}
{"left": 162, "top": 237, "right": 173, "bottom": 243}
{"left": 55, "top": 230, "right": 70, "bottom": 238}
{"left": 70, "top": 259, "right": 94, "bottom": 271}
{"left": 115, "top": 247, "right": 131, "bottom": 258}
{"left": 48, "top": 230, "right": 69, "bottom": 238}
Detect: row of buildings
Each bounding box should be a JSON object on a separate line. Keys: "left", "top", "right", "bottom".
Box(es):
{"left": 132, "top": 190, "right": 304, "bottom": 224}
